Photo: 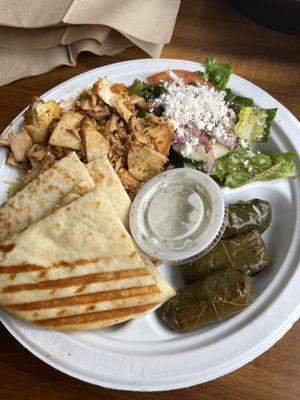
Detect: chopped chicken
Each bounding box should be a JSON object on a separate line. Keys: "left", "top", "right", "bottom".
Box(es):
{"left": 49, "top": 145, "right": 65, "bottom": 159}
{"left": 146, "top": 123, "right": 174, "bottom": 156}
{"left": 6, "top": 151, "right": 25, "bottom": 169}
{"left": 49, "top": 112, "right": 83, "bottom": 150}
{"left": 2, "top": 77, "right": 174, "bottom": 199}
{"left": 27, "top": 143, "right": 48, "bottom": 161}
{"left": 108, "top": 114, "right": 119, "bottom": 133}
{"left": 129, "top": 93, "right": 144, "bottom": 104}
{"left": 24, "top": 97, "right": 62, "bottom": 143}
{"left": 128, "top": 117, "right": 151, "bottom": 146}
{"left": 0, "top": 131, "right": 10, "bottom": 147}
{"left": 59, "top": 98, "right": 76, "bottom": 112}
{"left": 9, "top": 127, "right": 32, "bottom": 162}
{"left": 26, "top": 143, "right": 48, "bottom": 168}
{"left": 93, "top": 78, "right": 133, "bottom": 123}
{"left": 117, "top": 169, "right": 141, "bottom": 193}
{"left": 75, "top": 89, "right": 111, "bottom": 121}
{"left": 40, "top": 152, "right": 56, "bottom": 173}
{"left": 20, "top": 152, "right": 56, "bottom": 187}
{"left": 129, "top": 115, "right": 174, "bottom": 156}
{"left": 127, "top": 143, "right": 167, "bottom": 181}
{"left": 81, "top": 117, "right": 109, "bottom": 162}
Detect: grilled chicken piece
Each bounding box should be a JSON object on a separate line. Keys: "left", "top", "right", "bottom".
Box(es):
{"left": 81, "top": 117, "right": 109, "bottom": 162}
{"left": 146, "top": 123, "right": 174, "bottom": 156}
{"left": 93, "top": 78, "right": 133, "bottom": 123}
{"left": 49, "top": 112, "right": 83, "bottom": 150}
{"left": 24, "top": 97, "right": 62, "bottom": 143}
{"left": 108, "top": 114, "right": 119, "bottom": 133}
{"left": 129, "top": 116, "right": 174, "bottom": 156}
{"left": 129, "top": 93, "right": 144, "bottom": 104}
{"left": 8, "top": 127, "right": 32, "bottom": 162}
{"left": 128, "top": 117, "right": 150, "bottom": 146}
{"left": 20, "top": 152, "right": 57, "bottom": 187}
{"left": 6, "top": 151, "right": 24, "bottom": 169}
{"left": 117, "top": 169, "right": 140, "bottom": 192}
{"left": 26, "top": 143, "right": 48, "bottom": 168}
{"left": 0, "top": 131, "right": 10, "bottom": 147}
{"left": 127, "top": 143, "right": 167, "bottom": 181}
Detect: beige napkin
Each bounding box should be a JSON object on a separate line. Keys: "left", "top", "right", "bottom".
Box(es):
{"left": 0, "top": 0, "right": 180, "bottom": 86}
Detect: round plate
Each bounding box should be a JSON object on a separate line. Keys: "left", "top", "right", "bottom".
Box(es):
{"left": 0, "top": 59, "right": 299, "bottom": 391}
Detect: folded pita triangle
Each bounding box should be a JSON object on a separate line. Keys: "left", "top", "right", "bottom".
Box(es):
{"left": 86, "top": 157, "right": 162, "bottom": 271}
{"left": 0, "top": 186, "right": 174, "bottom": 331}
{"left": 86, "top": 155, "right": 131, "bottom": 229}
{"left": 0, "top": 151, "right": 95, "bottom": 243}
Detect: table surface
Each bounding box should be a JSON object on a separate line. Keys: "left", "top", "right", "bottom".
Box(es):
{"left": 0, "top": 0, "right": 299, "bottom": 399}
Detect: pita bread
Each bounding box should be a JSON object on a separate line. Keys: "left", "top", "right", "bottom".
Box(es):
{"left": 0, "top": 187, "right": 174, "bottom": 331}
{"left": 86, "top": 157, "right": 162, "bottom": 270}
{"left": 86, "top": 156, "right": 131, "bottom": 229}
{"left": 0, "top": 152, "right": 95, "bottom": 243}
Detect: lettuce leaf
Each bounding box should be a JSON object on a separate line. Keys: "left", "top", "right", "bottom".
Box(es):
{"left": 263, "top": 108, "right": 277, "bottom": 142}
{"left": 211, "top": 146, "right": 296, "bottom": 188}
{"left": 196, "top": 57, "right": 232, "bottom": 89}
{"left": 224, "top": 88, "right": 254, "bottom": 114}
{"left": 127, "top": 79, "right": 166, "bottom": 100}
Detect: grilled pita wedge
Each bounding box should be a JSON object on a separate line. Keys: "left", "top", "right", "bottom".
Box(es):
{"left": 86, "top": 156, "right": 131, "bottom": 229}
{"left": 0, "top": 152, "right": 95, "bottom": 243}
{"left": 86, "top": 157, "right": 161, "bottom": 269}
{"left": 0, "top": 187, "right": 175, "bottom": 330}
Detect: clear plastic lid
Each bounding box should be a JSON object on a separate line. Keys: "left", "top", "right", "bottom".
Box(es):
{"left": 130, "top": 168, "right": 226, "bottom": 264}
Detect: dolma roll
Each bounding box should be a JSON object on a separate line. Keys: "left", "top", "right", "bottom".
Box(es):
{"left": 223, "top": 198, "right": 271, "bottom": 238}
{"left": 181, "top": 230, "right": 270, "bottom": 284}
{"left": 162, "top": 269, "right": 254, "bottom": 332}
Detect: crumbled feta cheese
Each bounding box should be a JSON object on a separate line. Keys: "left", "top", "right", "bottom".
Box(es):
{"left": 182, "top": 141, "right": 193, "bottom": 157}
{"left": 239, "top": 139, "right": 250, "bottom": 148}
{"left": 153, "top": 77, "right": 235, "bottom": 157}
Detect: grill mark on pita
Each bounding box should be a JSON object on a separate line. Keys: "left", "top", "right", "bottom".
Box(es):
{"left": 2, "top": 268, "right": 150, "bottom": 293}
{"left": 0, "top": 258, "right": 102, "bottom": 274}
{"left": 0, "top": 244, "right": 15, "bottom": 252}
{"left": 51, "top": 258, "right": 100, "bottom": 268}
{"left": 7, "top": 285, "right": 160, "bottom": 311}
{"left": 76, "top": 285, "right": 87, "bottom": 293}
{"left": 33, "top": 303, "right": 159, "bottom": 327}
{"left": 0, "top": 264, "right": 45, "bottom": 274}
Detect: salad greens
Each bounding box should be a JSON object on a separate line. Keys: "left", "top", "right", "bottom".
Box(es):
{"left": 211, "top": 146, "right": 296, "bottom": 188}
{"left": 196, "top": 57, "right": 232, "bottom": 89}
{"left": 127, "top": 57, "right": 296, "bottom": 188}
{"left": 128, "top": 79, "right": 166, "bottom": 101}
{"left": 224, "top": 88, "right": 254, "bottom": 114}
{"left": 193, "top": 58, "right": 295, "bottom": 186}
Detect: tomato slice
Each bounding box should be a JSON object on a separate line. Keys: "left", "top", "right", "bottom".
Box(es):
{"left": 147, "top": 69, "right": 214, "bottom": 87}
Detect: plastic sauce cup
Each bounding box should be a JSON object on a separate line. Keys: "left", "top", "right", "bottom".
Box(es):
{"left": 130, "top": 168, "right": 226, "bottom": 264}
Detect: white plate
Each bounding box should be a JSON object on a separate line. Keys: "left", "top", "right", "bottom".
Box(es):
{"left": 0, "top": 59, "right": 299, "bottom": 392}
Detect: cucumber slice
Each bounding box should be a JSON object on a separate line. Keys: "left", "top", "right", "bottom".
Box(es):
{"left": 189, "top": 143, "right": 230, "bottom": 161}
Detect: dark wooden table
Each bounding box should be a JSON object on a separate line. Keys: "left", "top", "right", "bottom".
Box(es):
{"left": 0, "top": 1, "right": 299, "bottom": 399}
